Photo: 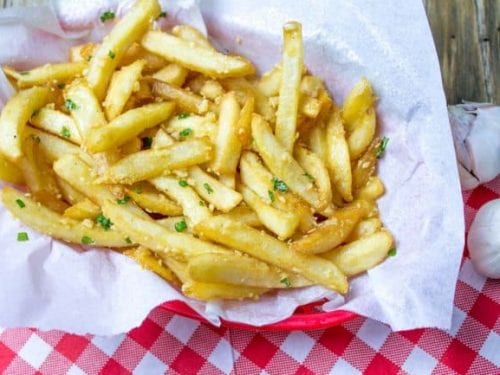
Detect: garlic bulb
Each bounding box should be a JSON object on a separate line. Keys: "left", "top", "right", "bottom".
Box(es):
{"left": 467, "top": 199, "right": 500, "bottom": 278}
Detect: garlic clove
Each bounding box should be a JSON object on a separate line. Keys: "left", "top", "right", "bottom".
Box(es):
{"left": 467, "top": 199, "right": 500, "bottom": 279}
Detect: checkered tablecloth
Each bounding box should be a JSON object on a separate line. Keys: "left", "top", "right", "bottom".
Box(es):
{"left": 0, "top": 178, "right": 499, "bottom": 375}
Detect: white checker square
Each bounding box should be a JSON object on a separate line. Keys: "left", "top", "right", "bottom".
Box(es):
{"left": 166, "top": 315, "right": 199, "bottom": 345}
{"left": 356, "top": 319, "right": 391, "bottom": 351}
{"left": 91, "top": 334, "right": 125, "bottom": 356}
{"left": 17, "top": 334, "right": 53, "bottom": 369}
{"left": 133, "top": 352, "right": 168, "bottom": 375}
{"left": 66, "top": 364, "right": 86, "bottom": 375}
{"left": 458, "top": 259, "right": 486, "bottom": 291}
{"left": 402, "top": 347, "right": 438, "bottom": 375}
{"left": 208, "top": 338, "right": 234, "bottom": 374}
{"left": 447, "top": 307, "right": 467, "bottom": 337}
{"left": 329, "top": 358, "right": 361, "bottom": 375}
{"left": 479, "top": 331, "right": 500, "bottom": 367}
{"left": 280, "top": 331, "right": 315, "bottom": 363}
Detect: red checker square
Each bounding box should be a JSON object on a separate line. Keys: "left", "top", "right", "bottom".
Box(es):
{"left": 379, "top": 333, "right": 415, "bottom": 366}
{"left": 466, "top": 185, "right": 498, "bottom": 210}
{"left": 295, "top": 365, "right": 315, "bottom": 375}
{"left": 233, "top": 356, "right": 263, "bottom": 375}
{"left": 129, "top": 319, "right": 163, "bottom": 349}
{"left": 3, "top": 357, "right": 37, "bottom": 375}
{"left": 39, "top": 351, "right": 72, "bottom": 375}
{"left": 430, "top": 362, "right": 454, "bottom": 375}
{"left": 453, "top": 281, "right": 480, "bottom": 313}
{"left": 455, "top": 316, "right": 491, "bottom": 351}
{"left": 301, "top": 345, "right": 338, "bottom": 374}
{"left": 263, "top": 351, "right": 300, "bottom": 375}
{"left": 319, "top": 326, "right": 355, "bottom": 356}
{"left": 342, "top": 337, "right": 377, "bottom": 371}
{"left": 416, "top": 330, "right": 453, "bottom": 358}
{"left": 468, "top": 354, "right": 500, "bottom": 374}
{"left": 110, "top": 338, "right": 146, "bottom": 372}
{"left": 182, "top": 325, "right": 225, "bottom": 357}
{"left": 170, "top": 346, "right": 206, "bottom": 374}
{"left": 54, "top": 334, "right": 90, "bottom": 362}
{"left": 74, "top": 343, "right": 111, "bottom": 374}
{"left": 148, "top": 331, "right": 184, "bottom": 364}
{"left": 364, "top": 353, "right": 400, "bottom": 375}
{"left": 148, "top": 307, "right": 174, "bottom": 328}
{"left": 98, "top": 358, "right": 130, "bottom": 375}
{"left": 0, "top": 342, "right": 16, "bottom": 373}
{"left": 469, "top": 294, "right": 500, "bottom": 329}
{"left": 241, "top": 334, "right": 279, "bottom": 368}
{"left": 481, "top": 279, "right": 500, "bottom": 304}
{"left": 398, "top": 329, "right": 425, "bottom": 344}
{"left": 440, "top": 339, "right": 477, "bottom": 374}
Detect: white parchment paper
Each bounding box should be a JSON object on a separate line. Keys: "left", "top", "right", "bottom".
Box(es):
{"left": 0, "top": 0, "right": 464, "bottom": 334}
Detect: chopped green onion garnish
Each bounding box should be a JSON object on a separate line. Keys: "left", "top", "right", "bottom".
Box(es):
{"left": 100, "top": 11, "right": 115, "bottom": 22}
{"left": 388, "top": 248, "right": 397, "bottom": 257}
{"left": 81, "top": 236, "right": 94, "bottom": 245}
{"left": 133, "top": 187, "right": 143, "bottom": 194}
{"left": 178, "top": 179, "right": 188, "bottom": 187}
{"left": 108, "top": 50, "right": 116, "bottom": 59}
{"left": 142, "top": 137, "right": 153, "bottom": 149}
{"left": 64, "top": 99, "right": 78, "bottom": 111}
{"left": 125, "top": 237, "right": 132, "bottom": 244}
{"left": 116, "top": 196, "right": 131, "bottom": 205}
{"left": 96, "top": 213, "right": 113, "bottom": 231}
{"left": 20, "top": 72, "right": 29, "bottom": 76}
{"left": 280, "top": 277, "right": 291, "bottom": 288}
{"left": 61, "top": 126, "right": 71, "bottom": 139}
{"left": 203, "top": 183, "right": 214, "bottom": 194}
{"left": 268, "top": 190, "right": 275, "bottom": 203}
{"left": 157, "top": 11, "right": 167, "bottom": 19}
{"left": 179, "top": 128, "right": 193, "bottom": 138}
{"left": 17, "top": 232, "right": 29, "bottom": 241}
{"left": 376, "top": 137, "right": 389, "bottom": 159}
{"left": 174, "top": 219, "right": 187, "bottom": 232}
{"left": 272, "top": 177, "right": 288, "bottom": 192}
{"left": 15, "top": 199, "right": 25, "bottom": 208}
{"left": 199, "top": 200, "right": 206, "bottom": 206}
{"left": 177, "top": 112, "right": 190, "bottom": 119}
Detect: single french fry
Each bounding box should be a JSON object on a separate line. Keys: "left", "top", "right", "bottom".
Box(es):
{"left": 1, "top": 187, "right": 130, "bottom": 247}
{"left": 342, "top": 77, "right": 375, "bottom": 132}
{"left": 30, "top": 108, "right": 82, "bottom": 144}
{"left": 85, "top": 102, "right": 175, "bottom": 152}
{"left": 63, "top": 198, "right": 101, "bottom": 220}
{"left": 103, "top": 59, "right": 146, "bottom": 120}
{"left": 323, "top": 230, "right": 393, "bottom": 277}
{"left": 218, "top": 204, "right": 262, "bottom": 228}
{"left": 355, "top": 176, "right": 385, "bottom": 201}
{"left": 256, "top": 64, "right": 282, "bottom": 97}
{"left": 211, "top": 92, "right": 241, "bottom": 176}
{"left": 171, "top": 24, "right": 215, "bottom": 50}
{"left": 14, "top": 62, "right": 86, "bottom": 88}
{"left": 183, "top": 280, "right": 267, "bottom": 301}
{"left": 142, "top": 30, "right": 255, "bottom": 78}
{"left": 251, "top": 114, "right": 321, "bottom": 209}
{"left": 187, "top": 252, "right": 313, "bottom": 288}
{"left": 150, "top": 175, "right": 211, "bottom": 225}
{"left": 126, "top": 182, "right": 183, "bottom": 216}
{"left": 195, "top": 216, "right": 348, "bottom": 293}
{"left": 164, "top": 113, "right": 217, "bottom": 142}
{"left": 352, "top": 137, "right": 379, "bottom": 189}
{"left": 100, "top": 138, "right": 213, "bottom": 184}
{"left": 236, "top": 96, "right": 254, "bottom": 148}
{"left": 0, "top": 86, "right": 52, "bottom": 161}
{"left": 325, "top": 108, "right": 352, "bottom": 202}
{"left": 275, "top": 21, "right": 303, "bottom": 152}
{"left": 85, "top": 0, "right": 161, "bottom": 99}
{"left": 156, "top": 216, "right": 192, "bottom": 234}
{"left": 0, "top": 153, "right": 24, "bottom": 184}
{"left": 188, "top": 166, "right": 242, "bottom": 212}
{"left": 124, "top": 246, "right": 178, "bottom": 282}
{"left": 346, "top": 217, "right": 382, "bottom": 242}
{"left": 152, "top": 80, "right": 211, "bottom": 114}
{"left": 151, "top": 63, "right": 188, "bottom": 87}
{"left": 64, "top": 79, "right": 107, "bottom": 137}
{"left": 27, "top": 127, "right": 85, "bottom": 163}
{"left": 239, "top": 184, "right": 299, "bottom": 239}
{"left": 307, "top": 122, "right": 327, "bottom": 161}
{"left": 291, "top": 205, "right": 365, "bottom": 254}
{"left": 347, "top": 107, "right": 376, "bottom": 159}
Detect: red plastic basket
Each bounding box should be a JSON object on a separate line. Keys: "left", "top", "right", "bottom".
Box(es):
{"left": 161, "top": 300, "right": 357, "bottom": 331}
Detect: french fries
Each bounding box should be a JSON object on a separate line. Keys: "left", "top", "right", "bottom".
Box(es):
{"left": 0, "top": 5, "right": 394, "bottom": 304}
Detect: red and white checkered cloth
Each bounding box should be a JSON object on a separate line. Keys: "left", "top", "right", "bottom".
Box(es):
{"left": 0, "top": 178, "right": 499, "bottom": 375}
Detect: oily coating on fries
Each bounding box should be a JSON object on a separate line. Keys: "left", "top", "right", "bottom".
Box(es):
{"left": 0, "top": 0, "right": 394, "bottom": 301}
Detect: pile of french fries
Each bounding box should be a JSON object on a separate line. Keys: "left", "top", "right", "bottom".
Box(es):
{"left": 0, "top": 0, "right": 394, "bottom": 301}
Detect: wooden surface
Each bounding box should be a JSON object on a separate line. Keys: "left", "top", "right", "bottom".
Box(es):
{"left": 2, "top": 0, "right": 499, "bottom": 104}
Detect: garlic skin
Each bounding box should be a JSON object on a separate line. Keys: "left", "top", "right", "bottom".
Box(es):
{"left": 467, "top": 199, "right": 500, "bottom": 279}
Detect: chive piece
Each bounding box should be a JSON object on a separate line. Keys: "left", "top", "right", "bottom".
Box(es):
{"left": 15, "top": 199, "right": 25, "bottom": 208}
{"left": 203, "top": 183, "right": 214, "bottom": 194}
{"left": 17, "top": 232, "right": 29, "bottom": 241}
{"left": 199, "top": 200, "right": 206, "bottom": 206}
{"left": 125, "top": 237, "right": 132, "bottom": 244}
{"left": 388, "top": 248, "right": 397, "bottom": 257}
{"left": 96, "top": 213, "right": 113, "bottom": 231}
{"left": 142, "top": 137, "right": 153, "bottom": 149}
{"left": 87, "top": 55, "right": 93, "bottom": 62}
{"left": 81, "top": 236, "right": 94, "bottom": 245}
{"left": 272, "top": 177, "right": 288, "bottom": 192}
{"left": 133, "top": 186, "right": 143, "bottom": 194}
{"left": 19, "top": 71, "right": 29, "bottom": 76}
{"left": 64, "top": 99, "right": 78, "bottom": 111}
{"left": 178, "top": 179, "right": 188, "bottom": 187}
{"left": 100, "top": 10, "right": 115, "bottom": 22}
{"left": 116, "top": 196, "right": 131, "bottom": 205}
{"left": 60, "top": 126, "right": 71, "bottom": 139}
{"left": 376, "top": 137, "right": 389, "bottom": 159}
{"left": 108, "top": 50, "right": 116, "bottom": 59}
{"left": 177, "top": 112, "right": 190, "bottom": 119}
{"left": 268, "top": 190, "right": 275, "bottom": 203}
{"left": 179, "top": 128, "right": 193, "bottom": 138}
{"left": 174, "top": 219, "right": 187, "bottom": 232}
{"left": 157, "top": 11, "right": 167, "bottom": 19}
{"left": 304, "top": 172, "right": 315, "bottom": 182}
{"left": 280, "top": 277, "right": 291, "bottom": 288}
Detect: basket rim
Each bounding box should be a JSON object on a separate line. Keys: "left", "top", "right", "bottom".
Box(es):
{"left": 160, "top": 300, "right": 357, "bottom": 331}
